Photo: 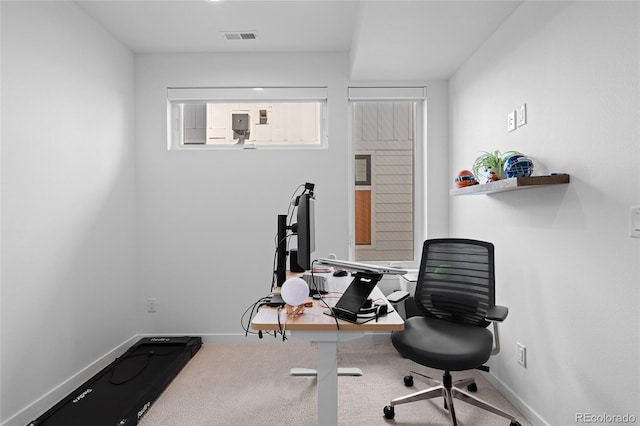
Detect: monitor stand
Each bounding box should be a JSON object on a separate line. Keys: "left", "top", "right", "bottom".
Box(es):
{"left": 275, "top": 214, "right": 288, "bottom": 286}
{"left": 290, "top": 367, "right": 363, "bottom": 377}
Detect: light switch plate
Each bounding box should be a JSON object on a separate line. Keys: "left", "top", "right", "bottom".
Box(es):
{"left": 517, "top": 104, "right": 527, "bottom": 127}
{"left": 507, "top": 111, "right": 516, "bottom": 132}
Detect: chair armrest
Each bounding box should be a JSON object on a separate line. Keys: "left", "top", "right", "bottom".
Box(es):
{"left": 386, "top": 290, "right": 410, "bottom": 304}
{"left": 485, "top": 305, "right": 509, "bottom": 322}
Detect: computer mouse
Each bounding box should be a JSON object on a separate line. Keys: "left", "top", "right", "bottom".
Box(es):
{"left": 333, "top": 269, "right": 348, "bottom": 277}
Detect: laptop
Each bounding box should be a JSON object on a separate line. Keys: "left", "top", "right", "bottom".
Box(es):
{"left": 315, "top": 258, "right": 408, "bottom": 275}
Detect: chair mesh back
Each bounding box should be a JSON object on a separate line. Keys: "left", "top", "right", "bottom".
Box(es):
{"left": 415, "top": 239, "right": 495, "bottom": 328}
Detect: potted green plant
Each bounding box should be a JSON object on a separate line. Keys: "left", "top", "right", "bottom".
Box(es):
{"left": 472, "top": 150, "right": 520, "bottom": 182}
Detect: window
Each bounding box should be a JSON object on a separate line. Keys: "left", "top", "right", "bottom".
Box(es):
{"left": 167, "top": 87, "right": 327, "bottom": 149}
{"left": 348, "top": 87, "right": 425, "bottom": 264}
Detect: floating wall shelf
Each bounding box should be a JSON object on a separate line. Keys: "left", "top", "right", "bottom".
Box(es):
{"left": 450, "top": 174, "right": 570, "bottom": 196}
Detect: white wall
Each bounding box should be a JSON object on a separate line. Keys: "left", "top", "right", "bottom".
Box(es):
{"left": 425, "top": 81, "right": 450, "bottom": 240}
{"left": 0, "top": 2, "right": 137, "bottom": 423}
{"left": 449, "top": 2, "right": 640, "bottom": 424}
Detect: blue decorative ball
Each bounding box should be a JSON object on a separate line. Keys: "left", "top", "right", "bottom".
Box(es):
{"left": 503, "top": 155, "right": 534, "bottom": 178}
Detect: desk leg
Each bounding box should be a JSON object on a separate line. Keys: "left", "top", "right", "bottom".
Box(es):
{"left": 291, "top": 331, "right": 363, "bottom": 425}
{"left": 316, "top": 340, "right": 338, "bottom": 426}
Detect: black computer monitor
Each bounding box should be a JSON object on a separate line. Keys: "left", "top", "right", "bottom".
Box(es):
{"left": 275, "top": 184, "right": 316, "bottom": 287}
{"left": 295, "top": 193, "right": 315, "bottom": 270}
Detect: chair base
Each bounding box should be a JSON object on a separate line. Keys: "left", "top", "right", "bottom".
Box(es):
{"left": 384, "top": 371, "right": 521, "bottom": 426}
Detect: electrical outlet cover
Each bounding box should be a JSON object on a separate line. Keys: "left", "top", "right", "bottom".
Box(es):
{"left": 147, "top": 298, "right": 157, "bottom": 312}
{"left": 517, "top": 343, "right": 526, "bottom": 367}
{"left": 630, "top": 206, "right": 640, "bottom": 238}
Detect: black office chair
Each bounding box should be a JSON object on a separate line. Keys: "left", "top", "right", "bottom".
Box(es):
{"left": 383, "top": 239, "right": 521, "bottom": 426}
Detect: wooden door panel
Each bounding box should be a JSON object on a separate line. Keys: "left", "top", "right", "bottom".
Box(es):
{"left": 355, "top": 190, "right": 371, "bottom": 245}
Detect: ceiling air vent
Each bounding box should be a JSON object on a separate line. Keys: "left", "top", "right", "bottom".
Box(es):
{"left": 222, "top": 31, "right": 258, "bottom": 41}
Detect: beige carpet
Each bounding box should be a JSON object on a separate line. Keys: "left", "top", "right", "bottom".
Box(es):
{"left": 138, "top": 340, "right": 531, "bottom": 426}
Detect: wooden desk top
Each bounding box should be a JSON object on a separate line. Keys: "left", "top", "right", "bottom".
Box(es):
{"left": 251, "top": 274, "right": 404, "bottom": 332}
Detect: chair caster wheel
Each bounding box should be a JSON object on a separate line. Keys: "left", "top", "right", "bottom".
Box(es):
{"left": 467, "top": 383, "right": 478, "bottom": 392}
{"left": 510, "top": 422, "right": 522, "bottom": 426}
{"left": 403, "top": 375, "right": 413, "bottom": 386}
{"left": 383, "top": 405, "right": 395, "bottom": 419}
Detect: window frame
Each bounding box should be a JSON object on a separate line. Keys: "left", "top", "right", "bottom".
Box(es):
{"left": 167, "top": 87, "right": 329, "bottom": 150}
{"left": 347, "top": 87, "right": 426, "bottom": 268}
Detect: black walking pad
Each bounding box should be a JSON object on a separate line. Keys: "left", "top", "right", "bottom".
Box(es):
{"left": 28, "top": 336, "right": 202, "bottom": 426}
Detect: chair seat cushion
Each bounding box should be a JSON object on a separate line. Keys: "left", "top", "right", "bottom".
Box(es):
{"left": 392, "top": 316, "right": 494, "bottom": 371}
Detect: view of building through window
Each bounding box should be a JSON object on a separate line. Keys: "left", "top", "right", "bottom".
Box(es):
{"left": 352, "top": 101, "right": 416, "bottom": 262}
{"left": 179, "top": 102, "right": 322, "bottom": 146}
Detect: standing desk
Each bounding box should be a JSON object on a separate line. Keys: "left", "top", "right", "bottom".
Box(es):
{"left": 251, "top": 274, "right": 404, "bottom": 425}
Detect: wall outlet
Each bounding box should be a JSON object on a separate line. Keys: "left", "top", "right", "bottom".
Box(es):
{"left": 517, "top": 103, "right": 527, "bottom": 127}
{"left": 507, "top": 110, "right": 516, "bottom": 132}
{"left": 147, "top": 298, "right": 157, "bottom": 313}
{"left": 516, "top": 343, "right": 527, "bottom": 367}
{"left": 630, "top": 206, "right": 640, "bottom": 238}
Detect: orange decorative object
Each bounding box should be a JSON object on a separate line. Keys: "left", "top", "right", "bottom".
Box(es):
{"left": 455, "top": 170, "right": 478, "bottom": 188}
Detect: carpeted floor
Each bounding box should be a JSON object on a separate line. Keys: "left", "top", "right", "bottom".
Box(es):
{"left": 138, "top": 340, "right": 531, "bottom": 426}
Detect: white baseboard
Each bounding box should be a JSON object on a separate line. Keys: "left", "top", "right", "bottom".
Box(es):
{"left": 4, "top": 335, "right": 139, "bottom": 426}
{"left": 482, "top": 370, "right": 549, "bottom": 426}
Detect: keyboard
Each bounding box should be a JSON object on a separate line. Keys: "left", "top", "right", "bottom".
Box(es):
{"left": 302, "top": 274, "right": 328, "bottom": 294}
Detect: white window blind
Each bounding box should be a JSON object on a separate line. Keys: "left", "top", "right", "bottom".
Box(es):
{"left": 348, "top": 87, "right": 426, "bottom": 101}
{"left": 168, "top": 87, "right": 328, "bottom": 102}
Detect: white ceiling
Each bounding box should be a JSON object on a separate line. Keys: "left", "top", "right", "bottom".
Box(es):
{"left": 76, "top": 0, "right": 523, "bottom": 80}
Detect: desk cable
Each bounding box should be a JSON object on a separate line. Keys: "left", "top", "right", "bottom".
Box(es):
{"left": 311, "top": 259, "right": 341, "bottom": 331}
{"left": 270, "top": 232, "right": 292, "bottom": 292}
{"left": 242, "top": 296, "right": 280, "bottom": 340}
{"left": 277, "top": 306, "right": 288, "bottom": 342}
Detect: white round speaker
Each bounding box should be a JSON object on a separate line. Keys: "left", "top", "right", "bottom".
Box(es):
{"left": 281, "top": 277, "right": 309, "bottom": 307}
